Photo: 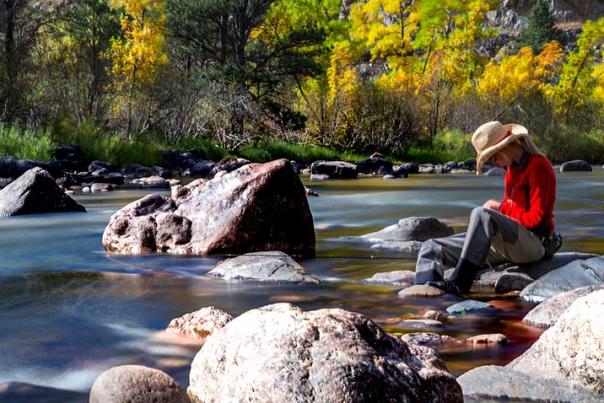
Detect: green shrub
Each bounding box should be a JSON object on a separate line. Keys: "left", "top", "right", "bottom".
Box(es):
{"left": 539, "top": 125, "right": 604, "bottom": 164}
{"left": 0, "top": 124, "right": 55, "bottom": 161}
{"left": 237, "top": 139, "right": 367, "bottom": 164}
{"left": 171, "top": 136, "right": 228, "bottom": 161}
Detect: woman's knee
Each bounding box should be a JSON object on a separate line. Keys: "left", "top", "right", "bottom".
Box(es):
{"left": 471, "top": 206, "right": 492, "bottom": 222}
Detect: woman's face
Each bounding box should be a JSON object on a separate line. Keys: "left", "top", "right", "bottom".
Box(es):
{"left": 491, "top": 148, "right": 513, "bottom": 167}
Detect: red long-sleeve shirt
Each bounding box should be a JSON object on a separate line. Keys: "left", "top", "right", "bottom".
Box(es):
{"left": 499, "top": 153, "right": 556, "bottom": 238}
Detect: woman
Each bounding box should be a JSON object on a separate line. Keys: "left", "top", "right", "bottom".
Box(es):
{"left": 414, "top": 121, "right": 558, "bottom": 295}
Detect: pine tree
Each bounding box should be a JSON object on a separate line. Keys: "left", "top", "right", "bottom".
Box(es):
{"left": 518, "top": 0, "right": 559, "bottom": 52}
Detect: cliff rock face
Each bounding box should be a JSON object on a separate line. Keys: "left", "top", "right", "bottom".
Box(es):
{"left": 488, "top": 0, "right": 604, "bottom": 30}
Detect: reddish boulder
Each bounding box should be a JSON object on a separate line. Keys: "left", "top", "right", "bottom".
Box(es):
{"left": 103, "top": 159, "right": 315, "bottom": 256}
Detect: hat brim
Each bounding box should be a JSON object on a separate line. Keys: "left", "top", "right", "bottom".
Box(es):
{"left": 476, "top": 124, "right": 529, "bottom": 175}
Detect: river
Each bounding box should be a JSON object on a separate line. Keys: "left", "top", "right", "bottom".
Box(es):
{"left": 1, "top": 170, "right": 603, "bottom": 401}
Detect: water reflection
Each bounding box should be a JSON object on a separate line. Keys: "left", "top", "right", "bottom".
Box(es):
{"left": 1, "top": 170, "right": 603, "bottom": 400}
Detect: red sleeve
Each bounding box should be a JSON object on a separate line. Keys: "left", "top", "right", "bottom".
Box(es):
{"left": 499, "top": 168, "right": 512, "bottom": 213}
{"left": 500, "top": 158, "right": 555, "bottom": 230}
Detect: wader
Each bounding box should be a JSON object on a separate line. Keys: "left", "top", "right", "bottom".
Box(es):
{"left": 415, "top": 206, "right": 545, "bottom": 292}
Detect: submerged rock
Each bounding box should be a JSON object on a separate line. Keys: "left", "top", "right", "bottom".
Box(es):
{"left": 523, "top": 285, "right": 604, "bottom": 328}
{"left": 166, "top": 306, "right": 232, "bottom": 342}
{"left": 520, "top": 255, "right": 604, "bottom": 302}
{"left": 310, "top": 160, "right": 358, "bottom": 179}
{"left": 446, "top": 300, "right": 498, "bottom": 315}
{"left": 90, "top": 365, "right": 189, "bottom": 403}
{"left": 102, "top": 159, "right": 315, "bottom": 256}
{"left": 188, "top": 303, "right": 463, "bottom": 402}
{"left": 362, "top": 270, "right": 415, "bottom": 287}
{"left": 207, "top": 251, "right": 319, "bottom": 284}
{"left": 401, "top": 332, "right": 461, "bottom": 349}
{"left": 0, "top": 168, "right": 86, "bottom": 216}
{"left": 398, "top": 284, "right": 446, "bottom": 298}
{"left": 510, "top": 290, "right": 604, "bottom": 395}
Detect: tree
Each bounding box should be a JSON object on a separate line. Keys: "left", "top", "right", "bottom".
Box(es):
{"left": 167, "top": 0, "right": 326, "bottom": 145}
{"left": 518, "top": 0, "right": 559, "bottom": 52}
{"left": 33, "top": 0, "right": 120, "bottom": 122}
{"left": 109, "top": 0, "right": 168, "bottom": 134}
{"left": 548, "top": 18, "right": 604, "bottom": 125}
{"left": 0, "top": 0, "right": 67, "bottom": 121}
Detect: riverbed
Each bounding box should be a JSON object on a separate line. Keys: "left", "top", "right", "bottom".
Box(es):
{"left": 1, "top": 170, "right": 603, "bottom": 402}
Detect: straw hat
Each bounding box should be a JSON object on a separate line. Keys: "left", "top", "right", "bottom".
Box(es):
{"left": 472, "top": 121, "right": 529, "bottom": 174}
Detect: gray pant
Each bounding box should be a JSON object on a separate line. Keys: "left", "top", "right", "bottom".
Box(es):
{"left": 415, "top": 207, "right": 545, "bottom": 284}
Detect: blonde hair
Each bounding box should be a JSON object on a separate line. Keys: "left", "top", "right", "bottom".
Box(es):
{"left": 517, "top": 136, "right": 544, "bottom": 156}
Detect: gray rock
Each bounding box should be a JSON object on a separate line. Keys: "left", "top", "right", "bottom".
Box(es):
{"left": 309, "top": 174, "right": 329, "bottom": 180}
{"left": 401, "top": 332, "right": 460, "bottom": 349}
{"left": 362, "top": 270, "right": 415, "bottom": 287}
{"left": 90, "top": 365, "right": 189, "bottom": 403}
{"left": 458, "top": 365, "right": 601, "bottom": 402}
{"left": 207, "top": 251, "right": 319, "bottom": 284}
{"left": 310, "top": 160, "right": 358, "bottom": 179}
{"left": 91, "top": 183, "right": 113, "bottom": 193}
{"left": 88, "top": 160, "right": 114, "bottom": 173}
{"left": 494, "top": 272, "right": 533, "bottom": 293}
{"left": 399, "top": 284, "right": 445, "bottom": 298}
{"left": 383, "top": 174, "right": 396, "bottom": 179}
{"left": 0, "top": 168, "right": 86, "bottom": 216}
{"left": 520, "top": 256, "right": 604, "bottom": 302}
{"left": 362, "top": 217, "right": 454, "bottom": 242}
{"left": 166, "top": 306, "right": 232, "bottom": 341}
{"left": 446, "top": 300, "right": 498, "bottom": 315}
{"left": 560, "top": 159, "right": 592, "bottom": 172}
{"left": 523, "top": 285, "right": 604, "bottom": 328}
{"left": 393, "top": 319, "right": 444, "bottom": 330}
{"left": 484, "top": 167, "right": 506, "bottom": 176}
{"left": 0, "top": 177, "right": 13, "bottom": 189}
{"left": 132, "top": 176, "right": 169, "bottom": 188}
{"left": 103, "top": 159, "right": 315, "bottom": 256}
{"left": 0, "top": 156, "right": 59, "bottom": 179}
{"left": 477, "top": 252, "right": 596, "bottom": 288}
{"left": 188, "top": 303, "right": 463, "bottom": 402}
{"left": 401, "top": 163, "right": 419, "bottom": 174}
{"left": 369, "top": 240, "right": 422, "bottom": 257}
{"left": 510, "top": 290, "right": 604, "bottom": 395}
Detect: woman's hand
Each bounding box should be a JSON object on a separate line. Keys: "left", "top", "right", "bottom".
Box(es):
{"left": 483, "top": 199, "right": 501, "bottom": 210}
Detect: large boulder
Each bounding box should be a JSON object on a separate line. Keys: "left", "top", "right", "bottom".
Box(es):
{"left": 560, "top": 159, "right": 592, "bottom": 172}
{"left": 510, "top": 290, "right": 604, "bottom": 395}
{"left": 520, "top": 255, "right": 604, "bottom": 302}
{"left": 90, "top": 365, "right": 189, "bottom": 403}
{"left": 0, "top": 168, "right": 86, "bottom": 216}
{"left": 103, "top": 159, "right": 315, "bottom": 256}
{"left": 310, "top": 160, "right": 358, "bottom": 179}
{"left": 188, "top": 303, "right": 463, "bottom": 402}
{"left": 523, "top": 285, "right": 604, "bottom": 328}
{"left": 207, "top": 251, "right": 319, "bottom": 284}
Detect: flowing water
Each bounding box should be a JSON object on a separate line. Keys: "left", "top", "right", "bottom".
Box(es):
{"left": 2, "top": 170, "right": 604, "bottom": 402}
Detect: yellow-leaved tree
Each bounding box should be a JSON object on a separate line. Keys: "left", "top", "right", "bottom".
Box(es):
{"left": 478, "top": 41, "right": 563, "bottom": 100}
{"left": 109, "top": 0, "right": 168, "bottom": 133}
{"left": 547, "top": 18, "right": 604, "bottom": 124}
